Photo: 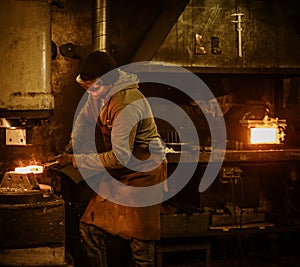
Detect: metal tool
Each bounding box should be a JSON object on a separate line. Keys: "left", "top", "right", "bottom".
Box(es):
{"left": 231, "top": 13, "right": 244, "bottom": 58}
{"left": 211, "top": 36, "right": 222, "bottom": 55}
{"left": 195, "top": 5, "right": 220, "bottom": 55}
{"left": 195, "top": 33, "right": 207, "bottom": 55}
{"left": 43, "top": 160, "right": 59, "bottom": 169}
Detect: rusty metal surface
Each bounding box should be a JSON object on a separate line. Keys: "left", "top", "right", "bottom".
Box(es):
{"left": 152, "top": 0, "right": 300, "bottom": 71}
{"left": 0, "top": 195, "right": 65, "bottom": 248}
{"left": 0, "top": 0, "right": 54, "bottom": 111}
{"left": 0, "top": 190, "right": 44, "bottom": 204}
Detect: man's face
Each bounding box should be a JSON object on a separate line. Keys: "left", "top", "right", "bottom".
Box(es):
{"left": 76, "top": 75, "right": 108, "bottom": 97}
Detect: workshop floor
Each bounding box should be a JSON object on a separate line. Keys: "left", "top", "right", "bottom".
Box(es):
{"left": 161, "top": 234, "right": 300, "bottom": 267}
{"left": 69, "top": 231, "right": 300, "bottom": 267}
{"left": 163, "top": 254, "right": 300, "bottom": 267}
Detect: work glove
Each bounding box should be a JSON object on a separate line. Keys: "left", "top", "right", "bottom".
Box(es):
{"left": 54, "top": 153, "right": 76, "bottom": 168}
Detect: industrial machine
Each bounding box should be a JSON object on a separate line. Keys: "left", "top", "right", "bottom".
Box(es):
{"left": 0, "top": 1, "right": 71, "bottom": 266}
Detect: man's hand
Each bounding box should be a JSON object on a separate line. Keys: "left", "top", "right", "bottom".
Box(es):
{"left": 54, "top": 153, "right": 75, "bottom": 167}
{"left": 64, "top": 141, "right": 73, "bottom": 154}
{"left": 64, "top": 139, "right": 82, "bottom": 154}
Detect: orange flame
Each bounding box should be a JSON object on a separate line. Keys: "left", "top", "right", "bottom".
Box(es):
{"left": 14, "top": 165, "right": 44, "bottom": 174}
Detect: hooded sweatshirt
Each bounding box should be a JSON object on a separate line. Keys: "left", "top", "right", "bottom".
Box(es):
{"left": 72, "top": 69, "right": 165, "bottom": 172}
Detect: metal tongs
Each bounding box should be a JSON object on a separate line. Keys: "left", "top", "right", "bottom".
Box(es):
{"left": 42, "top": 160, "right": 59, "bottom": 170}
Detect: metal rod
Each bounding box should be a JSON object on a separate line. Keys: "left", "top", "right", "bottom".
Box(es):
{"left": 231, "top": 13, "right": 244, "bottom": 58}
{"left": 238, "top": 27, "right": 242, "bottom": 57}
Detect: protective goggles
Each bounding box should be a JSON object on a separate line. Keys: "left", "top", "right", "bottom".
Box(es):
{"left": 76, "top": 75, "right": 103, "bottom": 91}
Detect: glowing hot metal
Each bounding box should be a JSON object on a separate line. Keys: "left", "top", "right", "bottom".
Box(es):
{"left": 250, "top": 127, "right": 277, "bottom": 144}
{"left": 14, "top": 165, "right": 44, "bottom": 174}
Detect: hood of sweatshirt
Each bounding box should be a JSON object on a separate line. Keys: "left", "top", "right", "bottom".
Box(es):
{"left": 106, "top": 69, "right": 139, "bottom": 100}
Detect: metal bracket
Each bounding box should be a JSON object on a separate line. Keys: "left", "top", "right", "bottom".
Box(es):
{"left": 220, "top": 166, "right": 242, "bottom": 184}
{"left": 6, "top": 128, "right": 27, "bottom": 146}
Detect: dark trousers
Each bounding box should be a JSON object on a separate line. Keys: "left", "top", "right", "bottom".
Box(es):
{"left": 80, "top": 222, "right": 155, "bottom": 267}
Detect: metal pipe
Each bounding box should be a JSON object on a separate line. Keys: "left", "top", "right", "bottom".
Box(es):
{"left": 93, "top": 0, "right": 109, "bottom": 52}
{"left": 0, "top": 0, "right": 54, "bottom": 112}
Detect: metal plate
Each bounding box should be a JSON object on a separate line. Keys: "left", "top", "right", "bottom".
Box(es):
{"left": 6, "top": 128, "right": 27, "bottom": 145}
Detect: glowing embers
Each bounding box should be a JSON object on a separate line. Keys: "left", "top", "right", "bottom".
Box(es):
{"left": 14, "top": 165, "right": 43, "bottom": 174}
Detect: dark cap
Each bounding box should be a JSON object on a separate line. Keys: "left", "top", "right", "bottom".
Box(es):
{"left": 79, "top": 50, "right": 117, "bottom": 82}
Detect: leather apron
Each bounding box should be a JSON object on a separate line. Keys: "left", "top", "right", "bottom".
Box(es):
{"left": 80, "top": 119, "right": 167, "bottom": 240}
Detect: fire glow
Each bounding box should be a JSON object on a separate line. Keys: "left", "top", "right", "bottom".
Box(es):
{"left": 250, "top": 127, "right": 277, "bottom": 144}
{"left": 14, "top": 165, "right": 43, "bottom": 174}
{"left": 240, "top": 115, "right": 287, "bottom": 147}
